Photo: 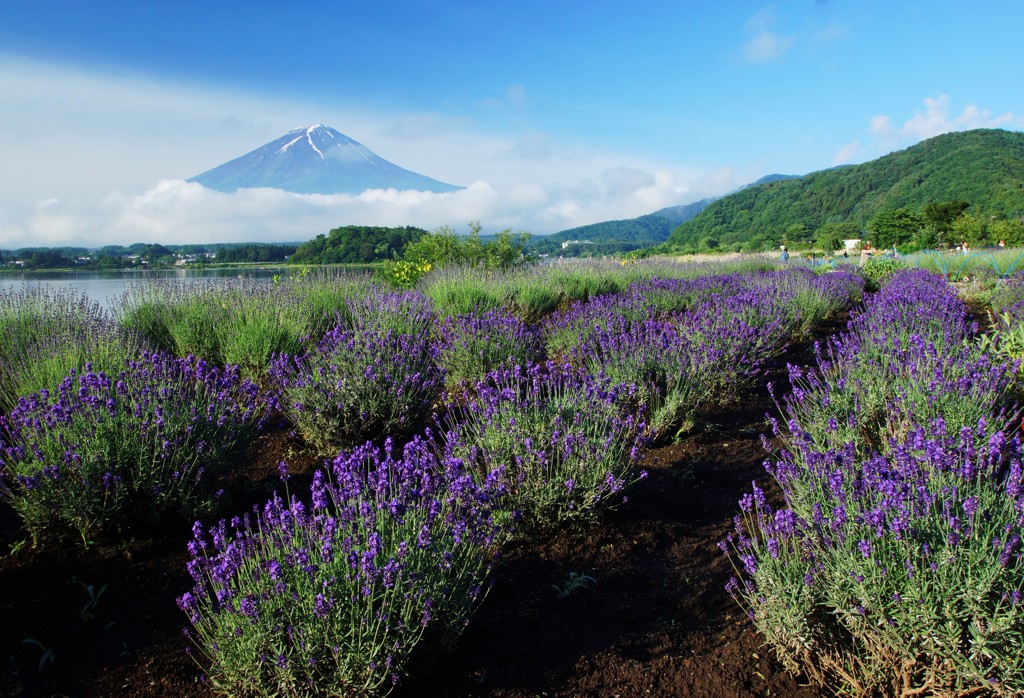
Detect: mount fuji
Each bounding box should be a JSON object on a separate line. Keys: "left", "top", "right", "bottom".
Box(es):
{"left": 187, "top": 124, "right": 462, "bottom": 195}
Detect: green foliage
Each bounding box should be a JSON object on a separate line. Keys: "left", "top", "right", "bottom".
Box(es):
{"left": 0, "top": 288, "right": 147, "bottom": 413}
{"left": 418, "top": 267, "right": 506, "bottom": 315}
{"left": 380, "top": 223, "right": 537, "bottom": 289}
{"left": 403, "top": 222, "right": 536, "bottom": 271}
{"left": 116, "top": 275, "right": 371, "bottom": 378}
{"left": 868, "top": 207, "right": 925, "bottom": 249}
{"left": 290, "top": 225, "right": 427, "bottom": 264}
{"left": 922, "top": 199, "right": 970, "bottom": 238}
{"left": 214, "top": 244, "right": 295, "bottom": 264}
{"left": 667, "top": 129, "right": 1024, "bottom": 250}
{"left": 815, "top": 221, "right": 860, "bottom": 253}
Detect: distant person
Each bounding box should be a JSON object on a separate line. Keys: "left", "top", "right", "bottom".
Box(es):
{"left": 892, "top": 244, "right": 900, "bottom": 259}
{"left": 780, "top": 245, "right": 788, "bottom": 263}
{"left": 859, "top": 242, "right": 872, "bottom": 267}
{"left": 962, "top": 241, "right": 970, "bottom": 255}
{"left": 999, "top": 239, "right": 1007, "bottom": 248}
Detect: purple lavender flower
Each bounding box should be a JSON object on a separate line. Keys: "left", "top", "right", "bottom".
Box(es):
{"left": 179, "top": 431, "right": 501, "bottom": 695}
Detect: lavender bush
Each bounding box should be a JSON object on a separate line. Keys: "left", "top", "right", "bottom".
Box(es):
{"left": 436, "top": 309, "right": 543, "bottom": 390}
{"left": 343, "top": 287, "right": 436, "bottom": 337}
{"left": 727, "top": 423, "right": 1024, "bottom": 695}
{"left": 0, "top": 286, "right": 148, "bottom": 414}
{"left": 0, "top": 354, "right": 266, "bottom": 544}
{"left": 775, "top": 269, "right": 1010, "bottom": 456}
{"left": 727, "top": 269, "right": 1024, "bottom": 694}
{"left": 570, "top": 291, "right": 792, "bottom": 437}
{"left": 447, "top": 363, "right": 647, "bottom": 530}
{"left": 179, "top": 434, "right": 501, "bottom": 697}
{"left": 745, "top": 268, "right": 863, "bottom": 334}
{"left": 622, "top": 274, "right": 745, "bottom": 316}
{"left": 270, "top": 326, "right": 443, "bottom": 456}
{"left": 542, "top": 291, "right": 658, "bottom": 360}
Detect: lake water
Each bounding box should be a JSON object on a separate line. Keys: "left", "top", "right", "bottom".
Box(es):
{"left": 0, "top": 267, "right": 293, "bottom": 311}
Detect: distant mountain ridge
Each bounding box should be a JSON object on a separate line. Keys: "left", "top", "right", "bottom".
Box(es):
{"left": 188, "top": 125, "right": 462, "bottom": 195}
{"left": 531, "top": 174, "right": 798, "bottom": 255}
{"left": 666, "top": 128, "right": 1024, "bottom": 250}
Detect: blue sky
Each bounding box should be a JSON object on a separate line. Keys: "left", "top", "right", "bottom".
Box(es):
{"left": 1, "top": 0, "right": 1022, "bottom": 248}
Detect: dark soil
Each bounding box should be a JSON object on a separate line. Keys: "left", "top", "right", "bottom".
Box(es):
{"left": 0, "top": 316, "right": 848, "bottom": 698}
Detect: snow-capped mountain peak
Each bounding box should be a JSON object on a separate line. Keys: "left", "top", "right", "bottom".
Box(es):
{"left": 188, "top": 125, "right": 461, "bottom": 195}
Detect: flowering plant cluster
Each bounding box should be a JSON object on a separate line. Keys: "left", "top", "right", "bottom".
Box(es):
{"left": 725, "top": 269, "right": 1024, "bottom": 695}
{"left": 988, "top": 272, "right": 1024, "bottom": 324}
{"left": 435, "top": 308, "right": 543, "bottom": 390}
{"left": 343, "top": 287, "right": 437, "bottom": 338}
{"left": 447, "top": 363, "right": 648, "bottom": 530}
{"left": 568, "top": 285, "right": 796, "bottom": 437}
{"left": 270, "top": 325, "right": 444, "bottom": 456}
{"left": 179, "top": 433, "right": 501, "bottom": 697}
{"left": 380, "top": 258, "right": 433, "bottom": 289}
{"left": 0, "top": 354, "right": 266, "bottom": 544}
{"left": 0, "top": 286, "right": 147, "bottom": 414}
{"left": 777, "top": 269, "right": 1010, "bottom": 456}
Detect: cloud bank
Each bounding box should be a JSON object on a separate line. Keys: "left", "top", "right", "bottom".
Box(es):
{"left": 2, "top": 169, "right": 728, "bottom": 249}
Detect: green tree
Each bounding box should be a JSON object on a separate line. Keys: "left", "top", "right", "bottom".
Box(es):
{"left": 868, "top": 208, "right": 925, "bottom": 249}
{"left": 950, "top": 213, "right": 990, "bottom": 246}
{"left": 785, "top": 223, "right": 811, "bottom": 244}
{"left": 816, "top": 221, "right": 859, "bottom": 254}
{"left": 922, "top": 200, "right": 970, "bottom": 244}
{"left": 403, "top": 222, "right": 535, "bottom": 271}
{"left": 484, "top": 228, "right": 536, "bottom": 269}
{"left": 404, "top": 225, "right": 475, "bottom": 267}
{"left": 990, "top": 218, "right": 1024, "bottom": 247}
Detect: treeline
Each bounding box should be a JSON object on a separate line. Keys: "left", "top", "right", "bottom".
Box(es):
{"left": 215, "top": 244, "right": 295, "bottom": 264}
{"left": 1, "top": 242, "right": 296, "bottom": 269}
{"left": 290, "top": 226, "right": 428, "bottom": 264}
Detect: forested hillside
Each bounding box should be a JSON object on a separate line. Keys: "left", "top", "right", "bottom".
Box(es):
{"left": 664, "top": 129, "right": 1024, "bottom": 252}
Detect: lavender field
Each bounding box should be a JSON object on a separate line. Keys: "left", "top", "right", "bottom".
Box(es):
{"left": 1, "top": 259, "right": 1022, "bottom": 696}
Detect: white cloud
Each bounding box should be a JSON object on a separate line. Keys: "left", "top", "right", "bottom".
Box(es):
{"left": 741, "top": 8, "right": 795, "bottom": 64}
{"left": 831, "top": 140, "right": 860, "bottom": 166}
{"left": 870, "top": 94, "right": 1022, "bottom": 145}
{"left": 481, "top": 84, "right": 528, "bottom": 111}
{"left": 0, "top": 54, "right": 735, "bottom": 249}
